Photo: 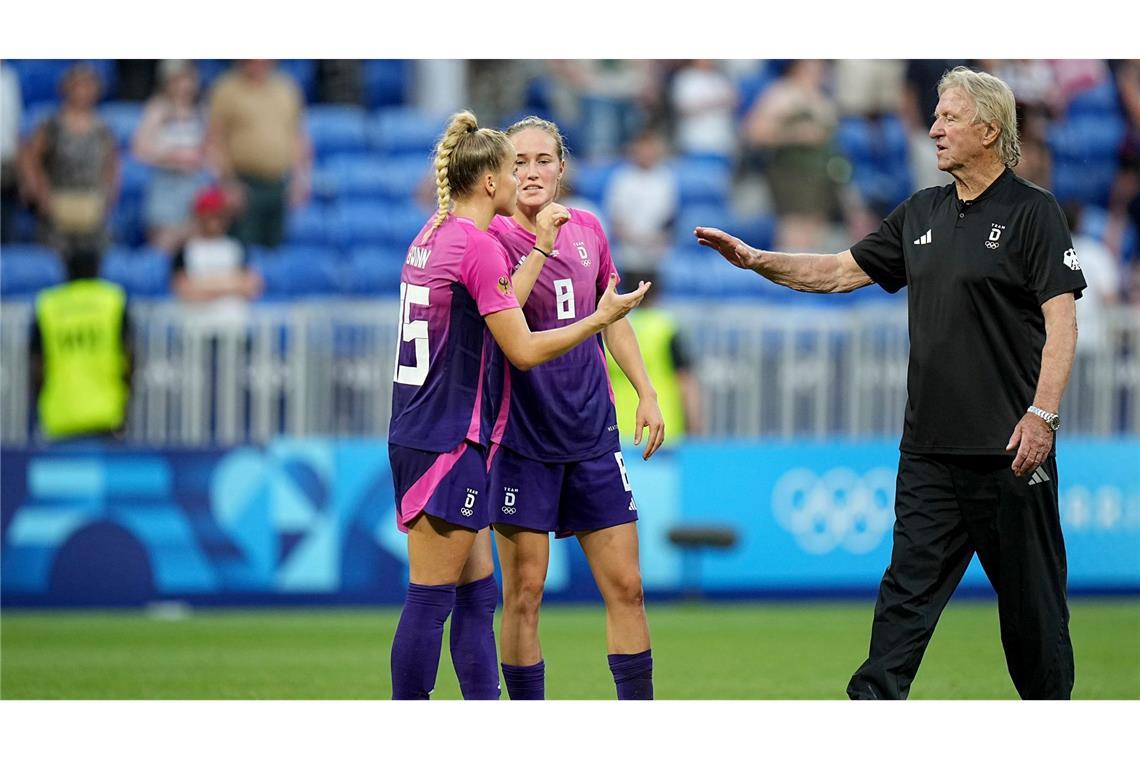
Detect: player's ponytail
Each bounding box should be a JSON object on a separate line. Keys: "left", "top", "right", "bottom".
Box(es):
{"left": 423, "top": 111, "right": 513, "bottom": 242}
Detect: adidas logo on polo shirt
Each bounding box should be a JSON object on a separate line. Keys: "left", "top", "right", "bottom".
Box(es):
{"left": 1028, "top": 466, "right": 1051, "bottom": 486}
{"left": 913, "top": 229, "right": 932, "bottom": 245}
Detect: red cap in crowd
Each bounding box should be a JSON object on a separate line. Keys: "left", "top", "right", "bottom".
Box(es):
{"left": 193, "top": 187, "right": 228, "bottom": 216}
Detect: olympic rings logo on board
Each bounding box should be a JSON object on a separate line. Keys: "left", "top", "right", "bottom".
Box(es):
{"left": 771, "top": 467, "right": 896, "bottom": 555}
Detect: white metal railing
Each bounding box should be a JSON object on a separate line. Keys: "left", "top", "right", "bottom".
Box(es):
{"left": 2, "top": 299, "right": 1138, "bottom": 446}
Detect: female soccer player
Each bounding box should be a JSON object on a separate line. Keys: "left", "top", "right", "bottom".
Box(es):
{"left": 486, "top": 116, "right": 665, "bottom": 699}
{"left": 388, "top": 111, "right": 650, "bottom": 700}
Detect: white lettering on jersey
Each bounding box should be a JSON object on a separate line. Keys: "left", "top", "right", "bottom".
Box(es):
{"left": 406, "top": 246, "right": 431, "bottom": 269}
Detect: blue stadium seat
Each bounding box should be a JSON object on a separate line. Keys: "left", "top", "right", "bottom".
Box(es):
{"left": 248, "top": 247, "right": 292, "bottom": 301}
{"left": 281, "top": 247, "right": 343, "bottom": 297}
{"left": 193, "top": 60, "right": 231, "bottom": 91}
{"left": 98, "top": 101, "right": 144, "bottom": 149}
{"left": 1049, "top": 116, "right": 1127, "bottom": 162}
{"left": 118, "top": 157, "right": 153, "bottom": 204}
{"left": 671, "top": 159, "right": 731, "bottom": 206}
{"left": 100, "top": 247, "right": 171, "bottom": 298}
{"left": 19, "top": 101, "right": 60, "bottom": 139}
{"left": 277, "top": 60, "right": 316, "bottom": 102}
{"left": 285, "top": 203, "right": 329, "bottom": 247}
{"left": 109, "top": 195, "right": 146, "bottom": 248}
{"left": 362, "top": 60, "right": 409, "bottom": 109}
{"left": 736, "top": 68, "right": 778, "bottom": 118}
{"left": 570, "top": 159, "right": 621, "bottom": 205}
{"left": 8, "top": 59, "right": 116, "bottom": 105}
{"left": 319, "top": 155, "right": 388, "bottom": 200}
{"left": 1066, "top": 80, "right": 1121, "bottom": 120}
{"left": 379, "top": 203, "right": 431, "bottom": 247}
{"left": 343, "top": 246, "right": 404, "bottom": 296}
{"left": 330, "top": 200, "right": 390, "bottom": 248}
{"left": 306, "top": 105, "right": 370, "bottom": 158}
{"left": 0, "top": 245, "right": 64, "bottom": 299}
{"left": 370, "top": 107, "right": 445, "bottom": 157}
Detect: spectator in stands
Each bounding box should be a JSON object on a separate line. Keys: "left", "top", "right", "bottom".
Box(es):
{"left": 834, "top": 60, "right": 905, "bottom": 120}
{"left": 171, "top": 186, "right": 263, "bottom": 327}
{"left": 1111, "top": 60, "right": 1140, "bottom": 272}
{"left": 1065, "top": 203, "right": 1121, "bottom": 357}
{"left": 31, "top": 247, "right": 132, "bottom": 441}
{"left": 19, "top": 63, "right": 120, "bottom": 256}
{"left": 1, "top": 62, "right": 21, "bottom": 244}
{"left": 205, "top": 60, "right": 312, "bottom": 249}
{"left": 132, "top": 60, "right": 208, "bottom": 253}
{"left": 548, "top": 60, "right": 659, "bottom": 159}
{"left": 743, "top": 59, "right": 841, "bottom": 251}
{"left": 669, "top": 60, "right": 738, "bottom": 159}
{"left": 607, "top": 266, "right": 702, "bottom": 445}
{"left": 604, "top": 128, "right": 678, "bottom": 271}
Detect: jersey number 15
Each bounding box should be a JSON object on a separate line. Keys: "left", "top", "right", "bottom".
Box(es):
{"left": 393, "top": 282, "right": 429, "bottom": 386}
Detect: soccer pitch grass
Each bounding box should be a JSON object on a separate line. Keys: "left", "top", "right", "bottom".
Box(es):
{"left": 2, "top": 599, "right": 1137, "bottom": 699}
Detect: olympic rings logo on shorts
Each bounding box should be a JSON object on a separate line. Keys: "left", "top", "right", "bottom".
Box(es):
{"left": 501, "top": 506, "right": 517, "bottom": 515}
{"left": 771, "top": 467, "right": 896, "bottom": 555}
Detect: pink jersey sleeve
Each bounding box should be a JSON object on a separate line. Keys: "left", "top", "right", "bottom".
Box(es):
{"left": 460, "top": 233, "right": 521, "bottom": 316}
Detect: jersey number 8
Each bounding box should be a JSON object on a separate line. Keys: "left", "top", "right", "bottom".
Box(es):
{"left": 394, "top": 282, "right": 430, "bottom": 386}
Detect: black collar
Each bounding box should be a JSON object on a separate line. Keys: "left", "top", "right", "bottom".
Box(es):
{"left": 955, "top": 167, "right": 1013, "bottom": 211}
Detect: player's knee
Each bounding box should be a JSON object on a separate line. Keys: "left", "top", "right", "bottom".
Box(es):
{"left": 605, "top": 571, "right": 645, "bottom": 610}
{"left": 504, "top": 576, "right": 546, "bottom": 618}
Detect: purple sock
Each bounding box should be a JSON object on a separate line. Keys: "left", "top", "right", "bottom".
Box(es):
{"left": 501, "top": 660, "right": 545, "bottom": 700}
{"left": 608, "top": 649, "right": 654, "bottom": 700}
{"left": 450, "top": 575, "right": 501, "bottom": 700}
{"left": 390, "top": 582, "right": 455, "bottom": 699}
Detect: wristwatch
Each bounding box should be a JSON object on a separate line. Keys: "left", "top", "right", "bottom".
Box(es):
{"left": 1027, "top": 405, "right": 1061, "bottom": 432}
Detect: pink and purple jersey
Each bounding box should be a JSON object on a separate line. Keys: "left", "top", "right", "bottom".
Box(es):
{"left": 484, "top": 208, "right": 621, "bottom": 462}
{"left": 388, "top": 215, "right": 519, "bottom": 453}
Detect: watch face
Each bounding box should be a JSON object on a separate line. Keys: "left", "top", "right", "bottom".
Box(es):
{"left": 1050, "top": 417, "right": 1061, "bottom": 432}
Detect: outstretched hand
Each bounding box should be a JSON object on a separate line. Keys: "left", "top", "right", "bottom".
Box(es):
{"left": 596, "top": 274, "right": 651, "bottom": 327}
{"left": 694, "top": 226, "right": 761, "bottom": 270}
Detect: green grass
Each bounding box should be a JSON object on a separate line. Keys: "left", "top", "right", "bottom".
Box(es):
{"left": 2, "top": 599, "right": 1138, "bottom": 699}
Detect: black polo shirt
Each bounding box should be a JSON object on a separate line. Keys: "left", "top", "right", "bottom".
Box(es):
{"left": 851, "top": 168, "right": 1087, "bottom": 455}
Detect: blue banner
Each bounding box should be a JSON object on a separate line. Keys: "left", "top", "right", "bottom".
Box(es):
{"left": 2, "top": 438, "right": 1137, "bottom": 606}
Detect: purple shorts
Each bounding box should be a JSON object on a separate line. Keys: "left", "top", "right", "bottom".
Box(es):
{"left": 389, "top": 440, "right": 489, "bottom": 533}
{"left": 487, "top": 444, "right": 638, "bottom": 536}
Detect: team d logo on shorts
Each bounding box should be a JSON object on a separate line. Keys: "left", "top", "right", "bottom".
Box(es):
{"left": 501, "top": 487, "right": 518, "bottom": 515}
{"left": 461, "top": 488, "right": 478, "bottom": 518}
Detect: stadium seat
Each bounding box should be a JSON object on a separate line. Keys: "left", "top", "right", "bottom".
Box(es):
{"left": 284, "top": 203, "right": 329, "bottom": 247}
{"left": 98, "top": 101, "right": 144, "bottom": 149}
{"left": 362, "top": 60, "right": 409, "bottom": 109}
{"left": 19, "top": 101, "right": 60, "bottom": 139}
{"left": 343, "top": 246, "right": 404, "bottom": 296}
{"left": 369, "top": 107, "right": 445, "bottom": 157}
{"left": 1066, "top": 79, "right": 1122, "bottom": 120}
{"left": 319, "top": 155, "right": 388, "bottom": 200}
{"left": 109, "top": 195, "right": 146, "bottom": 248}
{"left": 8, "top": 59, "right": 116, "bottom": 105}
{"left": 100, "top": 247, "right": 171, "bottom": 298}
{"left": 281, "top": 248, "right": 343, "bottom": 297}
{"left": 0, "top": 245, "right": 64, "bottom": 298}
{"left": 277, "top": 60, "right": 316, "bottom": 102}
{"left": 735, "top": 68, "right": 778, "bottom": 118}
{"left": 379, "top": 203, "right": 431, "bottom": 248}
{"left": 118, "top": 156, "right": 153, "bottom": 201}
{"left": 248, "top": 247, "right": 292, "bottom": 301}
{"left": 570, "top": 159, "right": 621, "bottom": 206}
{"left": 306, "top": 105, "right": 370, "bottom": 158}
{"left": 671, "top": 158, "right": 731, "bottom": 206}
{"left": 329, "top": 200, "right": 389, "bottom": 248}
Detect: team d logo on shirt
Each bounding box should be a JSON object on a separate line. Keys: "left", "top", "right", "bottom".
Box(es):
{"left": 575, "top": 242, "right": 591, "bottom": 267}
{"left": 986, "top": 223, "right": 1006, "bottom": 250}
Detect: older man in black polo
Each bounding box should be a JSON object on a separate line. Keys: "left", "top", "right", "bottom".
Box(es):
{"left": 696, "top": 66, "right": 1085, "bottom": 699}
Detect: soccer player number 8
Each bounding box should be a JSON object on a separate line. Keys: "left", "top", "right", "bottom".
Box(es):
{"left": 393, "top": 282, "right": 430, "bottom": 386}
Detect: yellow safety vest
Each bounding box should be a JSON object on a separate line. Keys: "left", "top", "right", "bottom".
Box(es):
{"left": 606, "top": 308, "right": 686, "bottom": 446}
{"left": 35, "top": 279, "right": 129, "bottom": 439}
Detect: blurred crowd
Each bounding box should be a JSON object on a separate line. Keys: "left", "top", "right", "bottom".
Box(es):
{"left": 2, "top": 58, "right": 1139, "bottom": 314}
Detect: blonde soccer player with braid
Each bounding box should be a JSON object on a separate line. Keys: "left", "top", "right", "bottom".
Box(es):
{"left": 387, "top": 111, "right": 650, "bottom": 699}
